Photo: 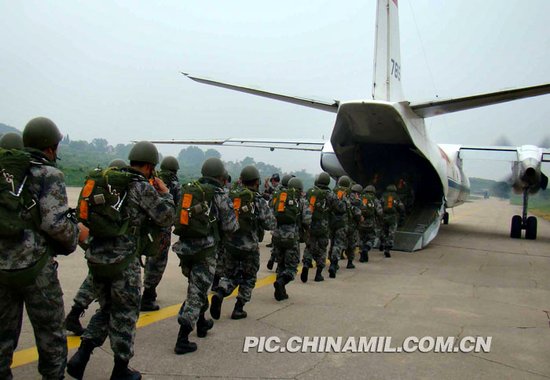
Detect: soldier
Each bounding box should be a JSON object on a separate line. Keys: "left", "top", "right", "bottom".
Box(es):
{"left": 0, "top": 131, "right": 24, "bottom": 150}
{"left": 380, "top": 184, "right": 405, "bottom": 258}
{"left": 68, "top": 141, "right": 175, "bottom": 380}
{"left": 0, "top": 117, "right": 85, "bottom": 380}
{"left": 266, "top": 173, "right": 294, "bottom": 269}
{"left": 172, "top": 157, "right": 238, "bottom": 355}
{"left": 262, "top": 173, "right": 280, "bottom": 200}
{"left": 328, "top": 175, "right": 351, "bottom": 278}
{"left": 301, "top": 172, "right": 344, "bottom": 282}
{"left": 212, "top": 170, "right": 232, "bottom": 292}
{"left": 141, "top": 155, "right": 181, "bottom": 311}
{"left": 65, "top": 158, "right": 128, "bottom": 335}
{"left": 358, "top": 185, "right": 383, "bottom": 262}
{"left": 345, "top": 184, "right": 364, "bottom": 269}
{"left": 397, "top": 175, "right": 415, "bottom": 222}
{"left": 272, "top": 177, "right": 311, "bottom": 300}
{"left": 210, "top": 165, "right": 276, "bottom": 319}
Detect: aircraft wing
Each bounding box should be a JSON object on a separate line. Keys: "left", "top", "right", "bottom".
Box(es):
{"left": 150, "top": 138, "right": 326, "bottom": 152}
{"left": 410, "top": 83, "right": 550, "bottom": 118}
{"left": 182, "top": 73, "right": 340, "bottom": 113}
{"left": 458, "top": 146, "right": 518, "bottom": 161}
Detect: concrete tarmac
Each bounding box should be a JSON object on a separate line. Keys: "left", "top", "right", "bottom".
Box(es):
{"left": 11, "top": 194, "right": 550, "bottom": 379}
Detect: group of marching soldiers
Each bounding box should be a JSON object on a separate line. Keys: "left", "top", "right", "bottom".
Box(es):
{"left": 0, "top": 119, "right": 412, "bottom": 380}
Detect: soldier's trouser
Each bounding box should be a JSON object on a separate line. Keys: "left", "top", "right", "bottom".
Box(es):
{"left": 275, "top": 241, "right": 300, "bottom": 282}
{"left": 178, "top": 250, "right": 216, "bottom": 329}
{"left": 0, "top": 259, "right": 67, "bottom": 380}
{"left": 345, "top": 225, "right": 360, "bottom": 260}
{"left": 303, "top": 235, "right": 329, "bottom": 269}
{"left": 219, "top": 250, "right": 260, "bottom": 304}
{"left": 82, "top": 259, "right": 141, "bottom": 361}
{"left": 360, "top": 226, "right": 377, "bottom": 252}
{"left": 381, "top": 218, "right": 398, "bottom": 249}
{"left": 215, "top": 244, "right": 226, "bottom": 278}
{"left": 73, "top": 272, "right": 96, "bottom": 309}
{"left": 329, "top": 227, "right": 347, "bottom": 263}
{"left": 144, "top": 229, "right": 171, "bottom": 289}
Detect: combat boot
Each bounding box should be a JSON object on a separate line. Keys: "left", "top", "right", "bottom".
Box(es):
{"left": 300, "top": 266, "right": 309, "bottom": 283}
{"left": 110, "top": 357, "right": 141, "bottom": 380}
{"left": 209, "top": 291, "right": 224, "bottom": 320}
{"left": 65, "top": 304, "right": 85, "bottom": 336}
{"left": 359, "top": 249, "right": 369, "bottom": 263}
{"left": 314, "top": 267, "right": 324, "bottom": 282}
{"left": 174, "top": 323, "right": 197, "bottom": 355}
{"left": 328, "top": 261, "right": 337, "bottom": 278}
{"left": 67, "top": 339, "right": 95, "bottom": 379}
{"left": 140, "top": 287, "right": 159, "bottom": 312}
{"left": 273, "top": 278, "right": 286, "bottom": 301}
{"left": 266, "top": 259, "right": 274, "bottom": 270}
{"left": 379, "top": 243, "right": 384, "bottom": 252}
{"left": 196, "top": 312, "right": 214, "bottom": 338}
{"left": 211, "top": 274, "right": 220, "bottom": 292}
{"left": 346, "top": 259, "right": 355, "bottom": 269}
{"left": 231, "top": 299, "right": 248, "bottom": 320}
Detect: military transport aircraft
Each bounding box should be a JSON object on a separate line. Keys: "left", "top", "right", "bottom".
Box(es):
{"left": 153, "top": 0, "right": 550, "bottom": 251}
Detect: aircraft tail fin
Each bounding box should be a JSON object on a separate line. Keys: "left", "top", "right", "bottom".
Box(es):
{"left": 372, "top": 0, "right": 404, "bottom": 101}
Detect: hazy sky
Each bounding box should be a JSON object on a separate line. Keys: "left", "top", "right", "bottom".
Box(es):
{"left": 1, "top": 0, "right": 548, "bottom": 180}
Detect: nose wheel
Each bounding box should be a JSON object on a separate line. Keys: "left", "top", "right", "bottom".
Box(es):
{"left": 510, "top": 190, "right": 537, "bottom": 239}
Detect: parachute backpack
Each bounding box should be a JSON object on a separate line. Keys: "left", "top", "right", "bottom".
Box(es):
{"left": 383, "top": 192, "right": 397, "bottom": 214}
{"left": 307, "top": 187, "right": 329, "bottom": 222}
{"left": 0, "top": 148, "right": 41, "bottom": 237}
{"left": 230, "top": 186, "right": 257, "bottom": 233}
{"left": 334, "top": 185, "right": 349, "bottom": 200}
{"left": 361, "top": 193, "right": 377, "bottom": 218}
{"left": 77, "top": 167, "right": 141, "bottom": 238}
{"left": 174, "top": 180, "right": 217, "bottom": 239}
{"left": 272, "top": 187, "right": 300, "bottom": 225}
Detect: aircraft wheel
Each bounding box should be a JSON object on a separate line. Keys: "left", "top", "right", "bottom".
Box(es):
{"left": 442, "top": 212, "right": 449, "bottom": 225}
{"left": 510, "top": 215, "right": 522, "bottom": 239}
{"left": 525, "top": 216, "right": 537, "bottom": 240}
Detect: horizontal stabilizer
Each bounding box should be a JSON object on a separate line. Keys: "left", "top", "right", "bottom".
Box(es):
{"left": 149, "top": 138, "right": 325, "bottom": 152}
{"left": 411, "top": 83, "right": 550, "bottom": 118}
{"left": 182, "top": 73, "right": 339, "bottom": 113}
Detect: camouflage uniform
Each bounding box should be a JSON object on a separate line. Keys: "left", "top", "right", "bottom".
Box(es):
{"left": 328, "top": 187, "right": 350, "bottom": 277}
{"left": 80, "top": 172, "right": 175, "bottom": 362}
{"left": 380, "top": 188, "right": 405, "bottom": 257}
{"left": 72, "top": 273, "right": 96, "bottom": 310}
{"left": 173, "top": 177, "right": 238, "bottom": 331}
{"left": 358, "top": 191, "right": 383, "bottom": 261}
{"left": 218, "top": 190, "right": 276, "bottom": 305}
{"left": 142, "top": 170, "right": 181, "bottom": 303}
{"left": 302, "top": 187, "right": 343, "bottom": 272}
{"left": 0, "top": 149, "right": 79, "bottom": 380}
{"left": 344, "top": 193, "right": 363, "bottom": 265}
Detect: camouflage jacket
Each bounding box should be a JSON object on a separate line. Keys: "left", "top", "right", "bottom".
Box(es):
{"left": 309, "top": 186, "right": 344, "bottom": 235}
{"left": 349, "top": 194, "right": 363, "bottom": 227}
{"left": 226, "top": 188, "right": 276, "bottom": 253}
{"left": 330, "top": 188, "right": 350, "bottom": 226}
{"left": 0, "top": 149, "right": 79, "bottom": 270}
{"left": 86, "top": 170, "right": 175, "bottom": 265}
{"left": 158, "top": 170, "right": 181, "bottom": 203}
{"left": 359, "top": 195, "right": 383, "bottom": 229}
{"left": 172, "top": 177, "right": 239, "bottom": 256}
{"left": 272, "top": 196, "right": 312, "bottom": 242}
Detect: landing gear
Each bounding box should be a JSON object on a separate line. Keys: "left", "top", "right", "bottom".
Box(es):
{"left": 510, "top": 189, "right": 537, "bottom": 240}
{"left": 442, "top": 211, "right": 449, "bottom": 225}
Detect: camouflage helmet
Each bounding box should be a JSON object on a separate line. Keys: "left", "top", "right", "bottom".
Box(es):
{"left": 315, "top": 172, "right": 331, "bottom": 187}
{"left": 128, "top": 141, "right": 159, "bottom": 165}
{"left": 281, "top": 174, "right": 295, "bottom": 187}
{"left": 23, "top": 117, "right": 63, "bottom": 150}
{"left": 160, "top": 155, "right": 179, "bottom": 172}
{"left": 364, "top": 185, "right": 376, "bottom": 193}
{"left": 386, "top": 184, "right": 397, "bottom": 192}
{"left": 108, "top": 159, "right": 127, "bottom": 168}
{"left": 201, "top": 157, "right": 225, "bottom": 178}
{"left": 288, "top": 177, "right": 303, "bottom": 191}
{"left": 351, "top": 184, "right": 363, "bottom": 193}
{"left": 240, "top": 165, "right": 260, "bottom": 182}
{"left": 0, "top": 132, "right": 24, "bottom": 150}
{"left": 337, "top": 175, "right": 351, "bottom": 188}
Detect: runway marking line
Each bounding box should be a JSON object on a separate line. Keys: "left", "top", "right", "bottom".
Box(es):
{"left": 11, "top": 271, "right": 281, "bottom": 369}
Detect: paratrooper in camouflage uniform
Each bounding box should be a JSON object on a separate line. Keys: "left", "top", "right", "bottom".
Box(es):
{"left": 68, "top": 142, "right": 175, "bottom": 380}
{"left": 141, "top": 155, "right": 181, "bottom": 311}
{"left": 210, "top": 165, "right": 276, "bottom": 320}
{"left": 301, "top": 172, "right": 344, "bottom": 283}
{"left": 328, "top": 175, "right": 352, "bottom": 278}
{"left": 358, "top": 185, "right": 383, "bottom": 262}
{"left": 344, "top": 184, "right": 364, "bottom": 269}
{"left": 272, "top": 177, "right": 311, "bottom": 301}
{"left": 266, "top": 174, "right": 294, "bottom": 270}
{"left": 380, "top": 184, "right": 405, "bottom": 258}
{"left": 0, "top": 117, "right": 83, "bottom": 380}
{"left": 172, "top": 158, "right": 238, "bottom": 355}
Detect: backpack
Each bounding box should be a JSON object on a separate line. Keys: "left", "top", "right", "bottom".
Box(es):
{"left": 174, "top": 180, "right": 218, "bottom": 239}
{"left": 361, "top": 193, "right": 377, "bottom": 218}
{"left": 272, "top": 188, "right": 300, "bottom": 225}
{"left": 306, "top": 187, "right": 329, "bottom": 222}
{"left": 382, "top": 192, "right": 398, "bottom": 214}
{"left": 334, "top": 185, "right": 349, "bottom": 201}
{"left": 229, "top": 186, "right": 257, "bottom": 234}
{"left": 0, "top": 148, "right": 41, "bottom": 237}
{"left": 77, "top": 167, "right": 143, "bottom": 238}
